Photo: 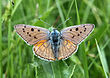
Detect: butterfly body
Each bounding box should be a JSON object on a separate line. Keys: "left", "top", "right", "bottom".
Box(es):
{"left": 14, "top": 24, "right": 94, "bottom": 61}
{"left": 50, "top": 29, "right": 61, "bottom": 59}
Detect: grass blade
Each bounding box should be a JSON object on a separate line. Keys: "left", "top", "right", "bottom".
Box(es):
{"left": 0, "top": 0, "right": 2, "bottom": 77}
{"left": 8, "top": 19, "right": 11, "bottom": 77}
{"left": 66, "top": 0, "right": 75, "bottom": 19}
{"left": 75, "top": 0, "right": 89, "bottom": 78}
{"left": 11, "top": 0, "right": 22, "bottom": 17}
{"left": 95, "top": 39, "right": 109, "bottom": 78}
{"left": 51, "top": 62, "right": 61, "bottom": 78}
{"left": 35, "top": 67, "right": 38, "bottom": 78}
{"left": 75, "top": 0, "right": 80, "bottom": 24}
{"left": 56, "top": 0, "right": 66, "bottom": 27}
{"left": 79, "top": 43, "right": 89, "bottom": 78}
{"left": 82, "top": 0, "right": 94, "bottom": 23}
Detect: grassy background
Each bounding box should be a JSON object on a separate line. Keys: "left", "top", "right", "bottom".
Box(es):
{"left": 0, "top": 0, "right": 110, "bottom": 78}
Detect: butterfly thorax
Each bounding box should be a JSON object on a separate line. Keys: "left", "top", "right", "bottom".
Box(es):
{"left": 50, "top": 29, "right": 61, "bottom": 59}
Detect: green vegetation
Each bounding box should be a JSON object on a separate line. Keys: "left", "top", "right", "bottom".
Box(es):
{"left": 1, "top": 0, "right": 110, "bottom": 78}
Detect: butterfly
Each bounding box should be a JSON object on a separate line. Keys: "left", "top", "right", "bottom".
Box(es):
{"left": 14, "top": 24, "right": 94, "bottom": 61}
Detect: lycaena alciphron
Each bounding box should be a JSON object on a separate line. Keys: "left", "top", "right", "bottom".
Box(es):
{"left": 14, "top": 24, "right": 94, "bottom": 61}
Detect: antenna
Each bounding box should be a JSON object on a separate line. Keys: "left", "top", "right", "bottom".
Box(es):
{"left": 57, "top": 17, "right": 72, "bottom": 29}
{"left": 53, "top": 16, "right": 60, "bottom": 27}
{"left": 38, "top": 18, "right": 52, "bottom": 27}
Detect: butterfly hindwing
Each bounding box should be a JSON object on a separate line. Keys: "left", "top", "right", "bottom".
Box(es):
{"left": 33, "top": 40, "right": 55, "bottom": 61}
{"left": 14, "top": 24, "right": 50, "bottom": 45}
{"left": 61, "top": 24, "right": 94, "bottom": 44}
{"left": 58, "top": 39, "right": 77, "bottom": 60}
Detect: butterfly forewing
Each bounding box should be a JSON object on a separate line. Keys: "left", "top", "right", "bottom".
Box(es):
{"left": 33, "top": 40, "right": 55, "bottom": 61}
{"left": 14, "top": 24, "right": 50, "bottom": 45}
{"left": 61, "top": 24, "right": 94, "bottom": 44}
{"left": 58, "top": 39, "right": 77, "bottom": 60}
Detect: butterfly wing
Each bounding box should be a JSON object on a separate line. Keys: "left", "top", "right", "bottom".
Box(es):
{"left": 33, "top": 40, "right": 55, "bottom": 61}
{"left": 58, "top": 39, "right": 77, "bottom": 60}
{"left": 60, "top": 24, "right": 94, "bottom": 44}
{"left": 58, "top": 24, "right": 94, "bottom": 60}
{"left": 14, "top": 24, "right": 50, "bottom": 45}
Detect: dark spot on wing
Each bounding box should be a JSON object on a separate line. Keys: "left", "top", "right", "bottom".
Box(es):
{"left": 70, "top": 29, "right": 72, "bottom": 31}
{"left": 76, "top": 27, "right": 78, "bottom": 31}
{"left": 22, "top": 28, "right": 25, "bottom": 32}
{"left": 29, "top": 34, "right": 31, "bottom": 37}
{"left": 27, "top": 32, "right": 29, "bottom": 34}
{"left": 72, "top": 36, "right": 74, "bottom": 38}
{"left": 83, "top": 25, "right": 85, "bottom": 27}
{"left": 80, "top": 31, "right": 82, "bottom": 33}
{"left": 38, "top": 29, "right": 40, "bottom": 32}
{"left": 31, "top": 28, "right": 34, "bottom": 31}
{"left": 78, "top": 34, "right": 80, "bottom": 36}
{"left": 34, "top": 36, "right": 37, "bottom": 39}
{"left": 84, "top": 30, "right": 86, "bottom": 32}
{"left": 84, "top": 28, "right": 86, "bottom": 32}
{"left": 24, "top": 25, "right": 26, "bottom": 28}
